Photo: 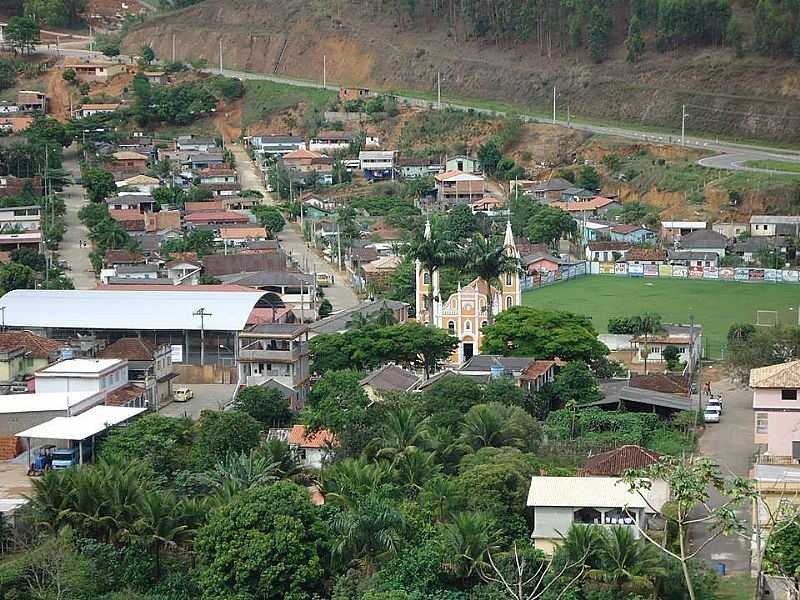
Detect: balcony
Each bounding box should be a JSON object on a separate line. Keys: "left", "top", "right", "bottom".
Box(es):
{"left": 238, "top": 342, "right": 308, "bottom": 363}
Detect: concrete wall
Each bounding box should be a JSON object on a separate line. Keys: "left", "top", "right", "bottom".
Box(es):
{"left": 173, "top": 364, "right": 237, "bottom": 384}
{"left": 764, "top": 411, "right": 800, "bottom": 456}
{"left": 754, "top": 388, "right": 800, "bottom": 410}
{"left": 532, "top": 506, "right": 573, "bottom": 539}
{"left": 1, "top": 409, "right": 68, "bottom": 437}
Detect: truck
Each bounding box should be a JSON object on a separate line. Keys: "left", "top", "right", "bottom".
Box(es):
{"left": 50, "top": 447, "right": 80, "bottom": 470}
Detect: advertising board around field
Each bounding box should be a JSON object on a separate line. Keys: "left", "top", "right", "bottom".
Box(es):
{"left": 672, "top": 266, "right": 688, "bottom": 278}
{"left": 765, "top": 269, "right": 779, "bottom": 282}
{"left": 599, "top": 262, "right": 615, "bottom": 274}
{"left": 719, "top": 267, "right": 735, "bottom": 280}
{"left": 629, "top": 264, "right": 644, "bottom": 277}
{"left": 615, "top": 263, "right": 628, "bottom": 275}
{"left": 735, "top": 268, "right": 749, "bottom": 281}
{"left": 658, "top": 264, "right": 672, "bottom": 278}
{"left": 689, "top": 266, "right": 704, "bottom": 279}
{"left": 783, "top": 270, "right": 799, "bottom": 283}
{"left": 749, "top": 269, "right": 765, "bottom": 281}
{"left": 703, "top": 266, "right": 718, "bottom": 279}
{"left": 643, "top": 264, "right": 659, "bottom": 277}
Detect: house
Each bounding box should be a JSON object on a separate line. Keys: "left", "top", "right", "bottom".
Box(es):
{"left": 713, "top": 222, "right": 749, "bottom": 239}
{"left": 0, "top": 205, "right": 40, "bottom": 231}
{"left": 0, "top": 101, "right": 19, "bottom": 113}
{"left": 184, "top": 210, "right": 250, "bottom": 226}
{"left": 63, "top": 59, "right": 124, "bottom": 81}
{"left": 359, "top": 151, "right": 396, "bottom": 181}
{"left": 551, "top": 197, "right": 621, "bottom": 217}
{"left": 0, "top": 231, "right": 42, "bottom": 253}
{"left": 751, "top": 361, "right": 800, "bottom": 459}
{"left": 184, "top": 200, "right": 224, "bottom": 212}
{"left": 586, "top": 241, "right": 631, "bottom": 263}
{"left": 246, "top": 134, "right": 306, "bottom": 158}
{"left": 397, "top": 156, "right": 444, "bottom": 179}
{"left": 522, "top": 253, "right": 563, "bottom": 275}
{"left": 445, "top": 155, "right": 481, "bottom": 174}
{"left": 78, "top": 103, "right": 120, "bottom": 118}
{"left": 105, "top": 193, "right": 157, "bottom": 212}
{"left": 433, "top": 171, "right": 486, "bottom": 209}
{"left": 104, "top": 249, "right": 146, "bottom": 268}
{"left": 196, "top": 167, "right": 237, "bottom": 185}
{"left": 202, "top": 252, "right": 287, "bottom": 277}
{"left": 530, "top": 178, "right": 573, "bottom": 203}
{"left": 176, "top": 135, "right": 218, "bottom": 153}
{"left": 281, "top": 149, "right": 333, "bottom": 179}
{"left": 144, "top": 210, "right": 181, "bottom": 234}
{"left": 458, "top": 355, "right": 559, "bottom": 393}
{"left": 98, "top": 338, "right": 175, "bottom": 410}
{"left": 116, "top": 174, "right": 160, "bottom": 194}
{"left": 750, "top": 215, "right": 800, "bottom": 238}
{"left": 220, "top": 271, "right": 316, "bottom": 313}
{"left": 578, "top": 219, "right": 612, "bottom": 242}
{"left": 198, "top": 182, "right": 242, "bottom": 197}
{"left": 560, "top": 187, "right": 595, "bottom": 202}
{"left": 112, "top": 151, "right": 148, "bottom": 174}
{"left": 238, "top": 322, "right": 311, "bottom": 407}
{"left": 339, "top": 87, "right": 372, "bottom": 102}
{"left": 678, "top": 229, "right": 728, "bottom": 257}
{"left": 471, "top": 196, "right": 505, "bottom": 216}
{"left": 308, "top": 130, "right": 354, "bottom": 152}
{"left": 0, "top": 115, "right": 33, "bottom": 132}
{"left": 360, "top": 364, "right": 420, "bottom": 402}
{"left": 0, "top": 331, "right": 61, "bottom": 387}
{"left": 362, "top": 255, "right": 403, "bottom": 291}
{"left": 16, "top": 91, "right": 46, "bottom": 112}
{"left": 287, "top": 424, "right": 335, "bottom": 469}
{"left": 109, "top": 209, "right": 145, "bottom": 232}
{"left": 527, "top": 475, "right": 668, "bottom": 553}
{"left": 609, "top": 224, "right": 656, "bottom": 244}
{"left": 107, "top": 263, "right": 160, "bottom": 282}
{"left": 733, "top": 236, "right": 793, "bottom": 265}
{"left": 162, "top": 150, "right": 225, "bottom": 171}
{"left": 220, "top": 226, "right": 268, "bottom": 246}
{"left": 143, "top": 71, "right": 167, "bottom": 85}
{"left": 577, "top": 445, "right": 661, "bottom": 476}
{"left": 631, "top": 324, "right": 702, "bottom": 365}
{"left": 660, "top": 221, "right": 707, "bottom": 243}
{"left": 165, "top": 256, "right": 202, "bottom": 285}
{"left": 625, "top": 248, "right": 668, "bottom": 265}
{"left": 667, "top": 250, "right": 719, "bottom": 268}
{"left": 0, "top": 175, "right": 41, "bottom": 199}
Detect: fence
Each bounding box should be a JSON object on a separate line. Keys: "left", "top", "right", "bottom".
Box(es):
{"left": 522, "top": 261, "right": 588, "bottom": 291}
{"left": 589, "top": 261, "right": 800, "bottom": 284}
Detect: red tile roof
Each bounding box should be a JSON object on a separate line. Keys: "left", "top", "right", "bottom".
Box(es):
{"left": 0, "top": 331, "right": 61, "bottom": 359}
{"left": 109, "top": 209, "right": 144, "bottom": 222}
{"left": 626, "top": 248, "right": 667, "bottom": 261}
{"left": 287, "top": 424, "right": 336, "bottom": 449}
{"left": 184, "top": 201, "right": 224, "bottom": 212}
{"left": 520, "top": 360, "right": 557, "bottom": 380}
{"left": 99, "top": 337, "right": 158, "bottom": 361}
{"left": 95, "top": 284, "right": 258, "bottom": 292}
{"left": 247, "top": 307, "right": 294, "bottom": 325}
{"left": 105, "top": 384, "right": 145, "bottom": 407}
{"left": 184, "top": 210, "right": 250, "bottom": 224}
{"left": 578, "top": 445, "right": 661, "bottom": 476}
{"left": 551, "top": 197, "right": 618, "bottom": 212}
{"left": 629, "top": 374, "right": 689, "bottom": 394}
{"left": 587, "top": 241, "right": 631, "bottom": 252}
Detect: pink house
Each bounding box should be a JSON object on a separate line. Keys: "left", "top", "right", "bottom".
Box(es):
{"left": 751, "top": 360, "right": 800, "bottom": 458}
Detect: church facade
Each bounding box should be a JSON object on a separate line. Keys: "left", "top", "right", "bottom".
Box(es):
{"left": 415, "top": 221, "right": 521, "bottom": 364}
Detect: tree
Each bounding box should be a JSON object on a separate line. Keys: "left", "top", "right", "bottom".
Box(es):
{"left": 253, "top": 206, "right": 286, "bottom": 236}
{"left": 234, "top": 386, "right": 292, "bottom": 427}
{"left": 443, "top": 204, "right": 478, "bottom": 241}
{"left": 24, "top": 0, "right": 87, "bottom": 27}
{"left": 459, "top": 402, "right": 541, "bottom": 452}
{"left": 624, "top": 457, "right": 755, "bottom": 600}
{"left": 196, "top": 482, "right": 325, "bottom": 600}
{"left": 577, "top": 165, "right": 600, "bottom": 191}
{"left": 552, "top": 361, "right": 602, "bottom": 405}
{"left": 406, "top": 226, "right": 459, "bottom": 318}
{"left": 726, "top": 16, "right": 744, "bottom": 57}
{"left": 626, "top": 15, "right": 645, "bottom": 63}
{"left": 727, "top": 325, "right": 800, "bottom": 380}
{"left": 62, "top": 68, "right": 76, "bottom": 84}
{"left": 590, "top": 526, "right": 665, "bottom": 591}
{"left": 633, "top": 312, "right": 663, "bottom": 375}
{"left": 135, "top": 491, "right": 189, "bottom": 578}
{"left": 0, "top": 262, "right": 35, "bottom": 292}
{"left": 763, "top": 517, "right": 800, "bottom": 598}
{"left": 193, "top": 410, "right": 261, "bottom": 466}
{"left": 5, "top": 16, "right": 39, "bottom": 55}
{"left": 304, "top": 369, "right": 371, "bottom": 452}
{"left": 139, "top": 45, "right": 156, "bottom": 65}
{"left": 586, "top": 4, "right": 610, "bottom": 63}
{"left": 524, "top": 205, "right": 577, "bottom": 251}
{"left": 477, "top": 139, "right": 502, "bottom": 175}
{"left": 373, "top": 404, "right": 429, "bottom": 462}
{"left": 663, "top": 345, "right": 682, "bottom": 371}
{"left": 383, "top": 321, "right": 459, "bottom": 379}
{"left": 318, "top": 298, "right": 333, "bottom": 318}
{"left": 466, "top": 233, "right": 520, "bottom": 325}
{"left": 440, "top": 511, "right": 501, "bottom": 580}
{"left": 82, "top": 166, "right": 117, "bottom": 203}
{"left": 11, "top": 248, "right": 46, "bottom": 271}
{"left": 482, "top": 307, "right": 608, "bottom": 366}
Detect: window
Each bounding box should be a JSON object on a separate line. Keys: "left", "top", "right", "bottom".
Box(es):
{"left": 506, "top": 296, "right": 513, "bottom": 309}
{"left": 481, "top": 320, "right": 488, "bottom": 330}
{"left": 464, "top": 321, "right": 471, "bottom": 331}
{"left": 756, "top": 413, "right": 768, "bottom": 434}
{"left": 423, "top": 271, "right": 430, "bottom": 284}
{"left": 783, "top": 389, "right": 798, "bottom": 401}
{"left": 506, "top": 273, "right": 513, "bottom": 286}
{"left": 447, "top": 321, "right": 455, "bottom": 334}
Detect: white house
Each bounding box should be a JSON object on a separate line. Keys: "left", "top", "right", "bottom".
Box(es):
{"left": 0, "top": 205, "right": 40, "bottom": 231}
{"left": 35, "top": 358, "right": 130, "bottom": 397}
{"left": 116, "top": 175, "right": 161, "bottom": 194}
{"left": 78, "top": 103, "right": 120, "bottom": 118}
{"left": 750, "top": 215, "right": 800, "bottom": 238}
{"left": 585, "top": 241, "right": 631, "bottom": 262}
{"left": 308, "top": 130, "right": 354, "bottom": 152}
{"left": 359, "top": 150, "right": 396, "bottom": 180}
{"left": 527, "top": 476, "right": 668, "bottom": 554}
{"left": 287, "top": 424, "right": 335, "bottom": 469}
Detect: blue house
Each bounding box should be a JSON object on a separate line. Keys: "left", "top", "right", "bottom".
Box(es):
{"left": 609, "top": 224, "right": 656, "bottom": 244}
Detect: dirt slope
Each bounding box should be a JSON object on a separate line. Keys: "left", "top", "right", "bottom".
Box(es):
{"left": 124, "top": 0, "right": 800, "bottom": 144}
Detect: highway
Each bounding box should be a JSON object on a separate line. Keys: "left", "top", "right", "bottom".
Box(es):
{"left": 35, "top": 44, "right": 800, "bottom": 173}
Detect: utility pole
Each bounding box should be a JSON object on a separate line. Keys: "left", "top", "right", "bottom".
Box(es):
{"left": 323, "top": 54, "right": 326, "bottom": 88}
{"left": 681, "top": 104, "right": 688, "bottom": 147}
{"left": 567, "top": 105, "right": 571, "bottom": 128}
{"left": 552, "top": 86, "right": 556, "bottom": 124}
{"left": 193, "top": 308, "right": 212, "bottom": 366}
{"left": 437, "top": 71, "right": 441, "bottom": 110}
{"left": 172, "top": 33, "right": 176, "bottom": 62}
{"left": 0, "top": 306, "right": 6, "bottom": 331}
{"left": 336, "top": 221, "right": 342, "bottom": 271}
{"left": 219, "top": 39, "right": 223, "bottom": 75}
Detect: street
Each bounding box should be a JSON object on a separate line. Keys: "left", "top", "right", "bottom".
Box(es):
{"left": 227, "top": 142, "right": 359, "bottom": 312}
{"left": 692, "top": 377, "right": 754, "bottom": 574}
{"left": 59, "top": 147, "right": 95, "bottom": 289}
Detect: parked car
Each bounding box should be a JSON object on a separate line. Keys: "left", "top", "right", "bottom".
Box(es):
{"left": 703, "top": 406, "right": 721, "bottom": 424}
{"left": 707, "top": 398, "right": 723, "bottom": 414}
{"left": 316, "top": 272, "right": 333, "bottom": 287}
{"left": 173, "top": 386, "right": 194, "bottom": 402}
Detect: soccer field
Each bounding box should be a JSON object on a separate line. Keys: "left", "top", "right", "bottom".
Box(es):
{"left": 522, "top": 276, "right": 800, "bottom": 358}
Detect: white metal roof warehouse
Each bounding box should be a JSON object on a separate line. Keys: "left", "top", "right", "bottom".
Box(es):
{"left": 0, "top": 289, "right": 270, "bottom": 331}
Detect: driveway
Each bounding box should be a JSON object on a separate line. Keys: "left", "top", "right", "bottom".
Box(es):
{"left": 59, "top": 148, "right": 96, "bottom": 289}
{"left": 159, "top": 384, "right": 237, "bottom": 420}
{"left": 692, "top": 377, "right": 754, "bottom": 574}
{"left": 228, "top": 143, "right": 268, "bottom": 195}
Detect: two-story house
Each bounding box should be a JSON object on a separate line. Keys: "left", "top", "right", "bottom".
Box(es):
{"left": 445, "top": 155, "right": 481, "bottom": 174}
{"left": 247, "top": 135, "right": 306, "bottom": 159}
{"left": 238, "top": 322, "right": 311, "bottom": 408}
{"left": 750, "top": 215, "right": 800, "bottom": 238}
{"left": 660, "top": 220, "right": 707, "bottom": 243}
{"left": 99, "top": 338, "right": 175, "bottom": 410}
{"left": 0, "top": 331, "right": 61, "bottom": 387}
{"left": 752, "top": 361, "right": 800, "bottom": 459}
{"left": 0, "top": 205, "right": 40, "bottom": 231}
{"left": 586, "top": 241, "right": 631, "bottom": 262}
{"left": 433, "top": 170, "right": 486, "bottom": 209}
{"left": 111, "top": 151, "right": 149, "bottom": 178}
{"left": 308, "top": 130, "right": 354, "bottom": 153}
{"left": 359, "top": 151, "right": 396, "bottom": 181}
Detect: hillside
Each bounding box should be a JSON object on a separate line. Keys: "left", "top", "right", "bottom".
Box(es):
{"left": 123, "top": 0, "right": 800, "bottom": 145}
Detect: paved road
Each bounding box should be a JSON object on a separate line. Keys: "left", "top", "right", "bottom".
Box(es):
{"left": 693, "top": 378, "right": 754, "bottom": 574}
{"left": 59, "top": 148, "right": 96, "bottom": 289}
{"left": 698, "top": 152, "right": 800, "bottom": 175}
{"left": 159, "top": 383, "right": 237, "bottom": 419}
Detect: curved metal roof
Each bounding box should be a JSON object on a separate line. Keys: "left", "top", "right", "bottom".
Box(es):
{"left": 0, "top": 289, "right": 268, "bottom": 331}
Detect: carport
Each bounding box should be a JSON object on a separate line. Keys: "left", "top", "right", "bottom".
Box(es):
{"left": 16, "top": 405, "right": 147, "bottom": 466}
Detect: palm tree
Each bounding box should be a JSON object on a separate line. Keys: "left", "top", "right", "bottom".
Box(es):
{"left": 465, "top": 233, "right": 520, "bottom": 325}
{"left": 207, "top": 450, "right": 281, "bottom": 493}
{"left": 635, "top": 313, "right": 663, "bottom": 375}
{"left": 373, "top": 405, "right": 429, "bottom": 461}
{"left": 407, "top": 225, "right": 460, "bottom": 320}
{"left": 440, "top": 511, "right": 501, "bottom": 580}
{"left": 557, "top": 524, "right": 602, "bottom": 569}
{"left": 419, "top": 476, "right": 465, "bottom": 523}
{"left": 459, "top": 403, "right": 540, "bottom": 451}
{"left": 262, "top": 438, "right": 301, "bottom": 480}
{"left": 330, "top": 493, "right": 408, "bottom": 575}
{"left": 394, "top": 447, "right": 441, "bottom": 493}
{"left": 589, "top": 526, "right": 666, "bottom": 592}
{"left": 135, "top": 491, "right": 189, "bottom": 578}
{"left": 320, "top": 457, "right": 396, "bottom": 508}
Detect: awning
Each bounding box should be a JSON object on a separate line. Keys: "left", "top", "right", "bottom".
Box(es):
{"left": 16, "top": 406, "right": 147, "bottom": 441}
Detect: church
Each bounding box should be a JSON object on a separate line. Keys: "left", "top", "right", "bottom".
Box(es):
{"left": 415, "top": 220, "right": 521, "bottom": 365}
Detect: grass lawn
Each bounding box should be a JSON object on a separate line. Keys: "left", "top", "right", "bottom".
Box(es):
{"left": 523, "top": 276, "right": 800, "bottom": 359}
{"left": 744, "top": 159, "right": 800, "bottom": 174}
{"left": 716, "top": 574, "right": 756, "bottom": 600}
{"left": 243, "top": 80, "right": 336, "bottom": 126}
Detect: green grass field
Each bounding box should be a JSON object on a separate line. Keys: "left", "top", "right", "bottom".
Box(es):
{"left": 523, "top": 276, "right": 800, "bottom": 359}
{"left": 744, "top": 159, "right": 800, "bottom": 174}
{"left": 243, "top": 80, "right": 337, "bottom": 126}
